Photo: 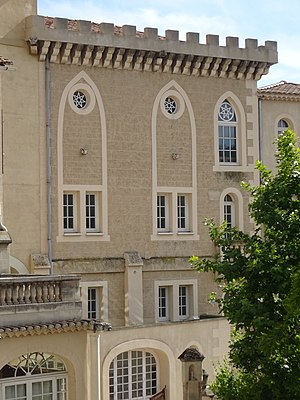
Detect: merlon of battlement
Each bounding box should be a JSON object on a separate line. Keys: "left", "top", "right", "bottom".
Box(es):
{"left": 25, "top": 15, "right": 278, "bottom": 80}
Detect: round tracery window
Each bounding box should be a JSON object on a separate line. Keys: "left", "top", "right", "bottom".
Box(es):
{"left": 160, "top": 89, "right": 185, "bottom": 119}
{"left": 218, "top": 100, "right": 236, "bottom": 122}
{"left": 73, "top": 90, "right": 87, "bottom": 109}
{"left": 164, "top": 97, "right": 177, "bottom": 114}
{"left": 68, "top": 83, "right": 96, "bottom": 115}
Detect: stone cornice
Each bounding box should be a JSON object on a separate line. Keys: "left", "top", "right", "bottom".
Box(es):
{"left": 0, "top": 319, "right": 112, "bottom": 340}
{"left": 257, "top": 93, "right": 300, "bottom": 102}
{"left": 25, "top": 15, "right": 278, "bottom": 81}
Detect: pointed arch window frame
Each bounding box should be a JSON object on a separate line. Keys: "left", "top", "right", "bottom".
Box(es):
{"left": 151, "top": 80, "right": 199, "bottom": 241}
{"left": 56, "top": 71, "right": 110, "bottom": 242}
{"left": 213, "top": 93, "right": 248, "bottom": 172}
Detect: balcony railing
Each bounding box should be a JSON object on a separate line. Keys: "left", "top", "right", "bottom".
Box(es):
{"left": 0, "top": 275, "right": 82, "bottom": 326}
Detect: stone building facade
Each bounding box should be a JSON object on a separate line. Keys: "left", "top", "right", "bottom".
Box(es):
{"left": 258, "top": 81, "right": 300, "bottom": 171}
{"left": 0, "top": 1, "right": 278, "bottom": 399}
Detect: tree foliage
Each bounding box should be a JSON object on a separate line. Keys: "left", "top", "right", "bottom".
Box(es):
{"left": 190, "top": 129, "right": 300, "bottom": 399}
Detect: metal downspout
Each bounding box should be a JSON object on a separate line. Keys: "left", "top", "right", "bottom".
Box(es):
{"left": 258, "top": 97, "right": 263, "bottom": 163}
{"left": 45, "top": 56, "right": 53, "bottom": 274}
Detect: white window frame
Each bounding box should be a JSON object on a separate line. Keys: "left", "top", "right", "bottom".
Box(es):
{"left": 177, "top": 194, "right": 189, "bottom": 232}
{"left": 155, "top": 279, "right": 198, "bottom": 322}
{"left": 277, "top": 118, "right": 289, "bottom": 135}
{"left": 220, "top": 188, "right": 244, "bottom": 232}
{"left": 158, "top": 286, "right": 170, "bottom": 321}
{"left": 157, "top": 194, "right": 170, "bottom": 232}
{"left": 61, "top": 186, "right": 105, "bottom": 240}
{"left": 63, "top": 192, "right": 78, "bottom": 233}
{"left": 0, "top": 353, "right": 67, "bottom": 400}
{"left": 178, "top": 285, "right": 189, "bottom": 320}
{"left": 223, "top": 194, "right": 235, "bottom": 229}
{"left": 109, "top": 350, "right": 158, "bottom": 400}
{"left": 85, "top": 192, "right": 101, "bottom": 233}
{"left": 218, "top": 100, "right": 238, "bottom": 165}
{"left": 2, "top": 375, "right": 67, "bottom": 400}
{"left": 213, "top": 93, "right": 248, "bottom": 172}
{"left": 154, "top": 189, "right": 196, "bottom": 239}
{"left": 80, "top": 281, "right": 108, "bottom": 321}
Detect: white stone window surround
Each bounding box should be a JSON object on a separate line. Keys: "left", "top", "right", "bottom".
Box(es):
{"left": 275, "top": 114, "right": 293, "bottom": 136}
{"left": 218, "top": 100, "right": 238, "bottom": 164}
{"left": 60, "top": 186, "right": 104, "bottom": 240}
{"left": 160, "top": 89, "right": 185, "bottom": 119}
{"left": 68, "top": 82, "right": 96, "bottom": 115}
{"left": 151, "top": 80, "right": 199, "bottom": 241}
{"left": 154, "top": 279, "right": 198, "bottom": 323}
{"left": 80, "top": 280, "right": 108, "bottom": 321}
{"left": 213, "top": 92, "right": 249, "bottom": 172}
{"left": 220, "top": 188, "right": 244, "bottom": 231}
{"left": 154, "top": 188, "right": 195, "bottom": 239}
{"left": 57, "top": 71, "right": 109, "bottom": 242}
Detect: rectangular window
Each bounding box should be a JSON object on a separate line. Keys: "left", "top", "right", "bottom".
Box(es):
{"left": 88, "top": 287, "right": 98, "bottom": 319}
{"left": 32, "top": 380, "right": 53, "bottom": 399}
{"left": 63, "top": 193, "right": 77, "bottom": 232}
{"left": 86, "top": 192, "right": 100, "bottom": 232}
{"left": 57, "top": 378, "right": 67, "bottom": 400}
{"left": 5, "top": 384, "right": 26, "bottom": 400}
{"left": 179, "top": 285, "right": 189, "bottom": 319}
{"left": 158, "top": 287, "right": 169, "bottom": 321}
{"left": 157, "top": 195, "right": 169, "bottom": 231}
{"left": 177, "top": 195, "right": 189, "bottom": 231}
{"left": 218, "top": 125, "right": 237, "bottom": 163}
{"left": 155, "top": 280, "right": 197, "bottom": 322}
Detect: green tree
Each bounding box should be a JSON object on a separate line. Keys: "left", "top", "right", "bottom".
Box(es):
{"left": 190, "top": 129, "right": 300, "bottom": 399}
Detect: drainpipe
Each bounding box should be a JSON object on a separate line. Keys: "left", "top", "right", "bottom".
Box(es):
{"left": 258, "top": 97, "right": 263, "bottom": 163}
{"left": 45, "top": 55, "right": 53, "bottom": 274}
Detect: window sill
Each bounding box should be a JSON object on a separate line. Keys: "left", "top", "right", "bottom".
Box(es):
{"left": 57, "top": 233, "right": 110, "bottom": 242}
{"left": 213, "top": 164, "right": 253, "bottom": 172}
{"left": 63, "top": 232, "right": 81, "bottom": 236}
{"left": 151, "top": 232, "right": 199, "bottom": 241}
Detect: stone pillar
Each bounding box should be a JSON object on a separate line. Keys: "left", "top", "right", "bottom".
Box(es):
{"left": 124, "top": 251, "right": 143, "bottom": 326}
{"left": 0, "top": 224, "right": 12, "bottom": 273}
{"left": 178, "top": 347, "right": 205, "bottom": 400}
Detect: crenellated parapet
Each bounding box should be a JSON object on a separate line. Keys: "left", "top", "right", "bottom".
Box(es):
{"left": 25, "top": 15, "right": 278, "bottom": 80}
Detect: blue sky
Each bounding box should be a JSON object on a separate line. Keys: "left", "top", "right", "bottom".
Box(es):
{"left": 38, "top": 0, "right": 300, "bottom": 86}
